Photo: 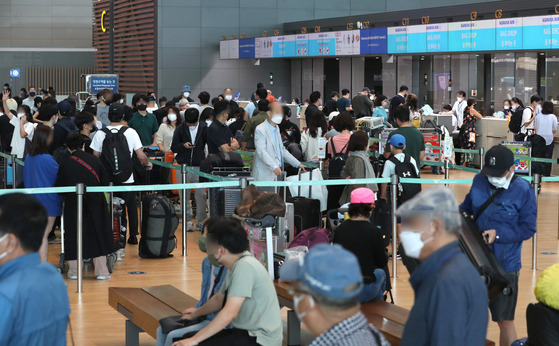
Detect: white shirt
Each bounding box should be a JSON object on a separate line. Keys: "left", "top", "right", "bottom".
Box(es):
{"left": 452, "top": 100, "right": 467, "bottom": 128}
{"left": 189, "top": 124, "right": 199, "bottom": 145}
{"left": 90, "top": 125, "right": 143, "bottom": 184}
{"left": 535, "top": 113, "right": 558, "bottom": 145}
{"left": 522, "top": 107, "right": 535, "bottom": 134}
{"left": 22, "top": 97, "right": 35, "bottom": 112}
{"left": 9, "top": 115, "right": 35, "bottom": 158}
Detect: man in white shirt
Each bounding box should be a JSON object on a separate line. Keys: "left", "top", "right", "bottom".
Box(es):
{"left": 521, "top": 95, "right": 543, "bottom": 135}
{"left": 91, "top": 103, "right": 152, "bottom": 246}
{"left": 22, "top": 86, "right": 37, "bottom": 112}
{"left": 452, "top": 91, "right": 467, "bottom": 130}
{"left": 244, "top": 88, "right": 267, "bottom": 118}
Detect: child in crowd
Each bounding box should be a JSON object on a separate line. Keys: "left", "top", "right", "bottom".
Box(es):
{"left": 379, "top": 134, "right": 419, "bottom": 203}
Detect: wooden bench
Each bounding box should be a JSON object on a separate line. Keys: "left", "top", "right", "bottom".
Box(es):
{"left": 108, "top": 285, "right": 198, "bottom": 346}
{"left": 275, "top": 280, "right": 495, "bottom": 346}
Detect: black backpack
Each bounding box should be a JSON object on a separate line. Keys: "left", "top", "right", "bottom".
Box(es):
{"left": 508, "top": 106, "right": 525, "bottom": 133}
{"left": 100, "top": 127, "right": 134, "bottom": 184}
{"left": 389, "top": 154, "right": 421, "bottom": 203}
{"left": 328, "top": 139, "right": 348, "bottom": 179}
{"left": 139, "top": 194, "right": 179, "bottom": 258}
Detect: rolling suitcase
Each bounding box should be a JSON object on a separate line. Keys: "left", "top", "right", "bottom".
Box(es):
{"left": 286, "top": 171, "right": 321, "bottom": 234}
{"left": 112, "top": 197, "right": 126, "bottom": 250}
{"left": 139, "top": 194, "right": 179, "bottom": 258}
{"left": 459, "top": 210, "right": 512, "bottom": 301}
{"left": 371, "top": 199, "right": 392, "bottom": 247}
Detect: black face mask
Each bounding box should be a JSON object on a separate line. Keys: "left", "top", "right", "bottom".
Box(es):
{"left": 137, "top": 104, "right": 147, "bottom": 111}
{"left": 29, "top": 92, "right": 36, "bottom": 97}
{"left": 91, "top": 124, "right": 98, "bottom": 132}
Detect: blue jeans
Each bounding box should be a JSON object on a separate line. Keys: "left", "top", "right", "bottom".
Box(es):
{"left": 359, "top": 268, "right": 387, "bottom": 303}
{"left": 156, "top": 320, "right": 210, "bottom": 346}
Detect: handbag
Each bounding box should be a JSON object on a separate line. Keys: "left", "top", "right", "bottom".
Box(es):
{"left": 159, "top": 316, "right": 205, "bottom": 334}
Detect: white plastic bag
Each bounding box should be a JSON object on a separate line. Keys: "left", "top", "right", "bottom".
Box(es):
{"left": 287, "top": 168, "right": 328, "bottom": 211}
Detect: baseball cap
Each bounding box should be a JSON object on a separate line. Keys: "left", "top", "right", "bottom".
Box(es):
{"left": 389, "top": 134, "right": 406, "bottom": 149}
{"left": 280, "top": 244, "right": 363, "bottom": 300}
{"left": 481, "top": 145, "right": 514, "bottom": 177}
{"left": 109, "top": 103, "right": 125, "bottom": 118}
{"left": 351, "top": 187, "right": 375, "bottom": 204}
{"left": 213, "top": 100, "right": 229, "bottom": 116}
{"left": 57, "top": 100, "right": 72, "bottom": 116}
{"left": 182, "top": 85, "right": 191, "bottom": 92}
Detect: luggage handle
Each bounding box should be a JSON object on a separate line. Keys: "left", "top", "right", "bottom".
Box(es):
{"left": 297, "top": 168, "right": 312, "bottom": 197}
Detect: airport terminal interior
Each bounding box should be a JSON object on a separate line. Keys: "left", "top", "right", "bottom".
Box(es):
{"left": 1, "top": 0, "right": 559, "bottom": 345}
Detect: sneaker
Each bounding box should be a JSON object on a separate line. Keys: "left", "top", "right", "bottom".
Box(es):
{"left": 187, "top": 221, "right": 194, "bottom": 232}
{"left": 195, "top": 222, "right": 204, "bottom": 232}
{"left": 127, "top": 236, "right": 138, "bottom": 245}
{"left": 96, "top": 275, "right": 111, "bottom": 280}
{"left": 67, "top": 274, "right": 77, "bottom": 280}
{"left": 118, "top": 248, "right": 125, "bottom": 260}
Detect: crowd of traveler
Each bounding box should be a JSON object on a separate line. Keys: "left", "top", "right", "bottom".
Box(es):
{"left": 0, "top": 80, "right": 555, "bottom": 346}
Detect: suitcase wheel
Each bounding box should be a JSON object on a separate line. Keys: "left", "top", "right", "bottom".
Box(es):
{"left": 107, "top": 253, "right": 116, "bottom": 274}
{"left": 58, "top": 253, "right": 66, "bottom": 273}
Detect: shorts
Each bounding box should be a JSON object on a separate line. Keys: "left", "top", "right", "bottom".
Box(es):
{"left": 489, "top": 271, "right": 519, "bottom": 322}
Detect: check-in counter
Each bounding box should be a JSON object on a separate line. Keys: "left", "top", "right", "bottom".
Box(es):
{"left": 238, "top": 101, "right": 250, "bottom": 109}
{"left": 473, "top": 118, "right": 509, "bottom": 166}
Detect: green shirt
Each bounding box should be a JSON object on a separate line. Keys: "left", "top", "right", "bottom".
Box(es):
{"left": 387, "top": 126, "right": 425, "bottom": 166}
{"left": 128, "top": 112, "right": 160, "bottom": 145}
{"left": 219, "top": 252, "right": 282, "bottom": 346}
{"left": 241, "top": 112, "right": 267, "bottom": 143}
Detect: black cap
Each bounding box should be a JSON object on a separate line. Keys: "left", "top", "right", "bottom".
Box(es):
{"left": 481, "top": 145, "right": 514, "bottom": 177}
{"left": 109, "top": 103, "right": 125, "bottom": 118}
{"left": 213, "top": 100, "right": 229, "bottom": 116}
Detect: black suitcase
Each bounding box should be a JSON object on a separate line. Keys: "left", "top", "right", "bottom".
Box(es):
{"left": 371, "top": 199, "right": 392, "bottom": 247}
{"left": 459, "top": 210, "right": 512, "bottom": 301}
{"left": 139, "top": 194, "right": 179, "bottom": 258}
{"left": 286, "top": 171, "right": 321, "bottom": 233}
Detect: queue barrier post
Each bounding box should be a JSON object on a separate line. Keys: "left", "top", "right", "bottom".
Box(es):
{"left": 444, "top": 159, "right": 450, "bottom": 187}
{"left": 76, "top": 183, "right": 85, "bottom": 293}
{"left": 532, "top": 173, "right": 540, "bottom": 270}
{"left": 528, "top": 147, "right": 533, "bottom": 177}
{"left": 181, "top": 164, "right": 187, "bottom": 257}
{"left": 478, "top": 147, "right": 485, "bottom": 171}
{"left": 11, "top": 154, "right": 16, "bottom": 189}
{"left": 2, "top": 155, "right": 7, "bottom": 189}
{"left": 390, "top": 174, "right": 399, "bottom": 279}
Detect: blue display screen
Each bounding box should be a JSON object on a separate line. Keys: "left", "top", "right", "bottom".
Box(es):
{"left": 360, "top": 28, "right": 387, "bottom": 55}
{"left": 406, "top": 25, "right": 427, "bottom": 54}
{"left": 239, "top": 38, "right": 255, "bottom": 59}
{"left": 426, "top": 23, "right": 448, "bottom": 52}
{"left": 387, "top": 27, "right": 407, "bottom": 54}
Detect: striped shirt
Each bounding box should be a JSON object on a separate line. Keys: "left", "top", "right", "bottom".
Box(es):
{"left": 309, "top": 312, "right": 389, "bottom": 346}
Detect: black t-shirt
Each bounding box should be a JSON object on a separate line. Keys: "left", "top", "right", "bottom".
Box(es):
{"left": 305, "top": 104, "right": 319, "bottom": 118}
{"left": 229, "top": 119, "right": 246, "bottom": 135}
{"left": 332, "top": 220, "right": 388, "bottom": 279}
{"left": 0, "top": 112, "right": 14, "bottom": 153}
{"left": 207, "top": 121, "right": 233, "bottom": 154}
{"left": 324, "top": 99, "right": 338, "bottom": 116}
{"left": 280, "top": 119, "right": 301, "bottom": 145}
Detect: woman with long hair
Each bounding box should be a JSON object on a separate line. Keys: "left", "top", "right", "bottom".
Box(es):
{"left": 24, "top": 125, "right": 62, "bottom": 262}
{"left": 459, "top": 98, "right": 483, "bottom": 164}
{"left": 156, "top": 106, "right": 182, "bottom": 152}
{"left": 301, "top": 110, "right": 328, "bottom": 161}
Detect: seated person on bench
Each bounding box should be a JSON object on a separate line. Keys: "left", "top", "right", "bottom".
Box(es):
{"left": 157, "top": 218, "right": 228, "bottom": 346}
{"left": 333, "top": 188, "right": 388, "bottom": 303}
{"left": 279, "top": 244, "right": 389, "bottom": 346}
{"left": 172, "top": 218, "right": 283, "bottom": 346}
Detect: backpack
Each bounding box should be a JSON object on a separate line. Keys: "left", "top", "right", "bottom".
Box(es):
{"left": 251, "top": 100, "right": 259, "bottom": 117}
{"left": 527, "top": 134, "right": 547, "bottom": 175}
{"left": 100, "top": 127, "right": 134, "bottom": 184}
{"left": 139, "top": 194, "right": 179, "bottom": 258}
{"left": 328, "top": 139, "right": 348, "bottom": 178}
{"left": 288, "top": 227, "right": 331, "bottom": 249}
{"left": 388, "top": 154, "right": 422, "bottom": 203}
{"left": 508, "top": 106, "right": 525, "bottom": 134}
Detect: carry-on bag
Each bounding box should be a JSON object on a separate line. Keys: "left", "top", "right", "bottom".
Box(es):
{"left": 286, "top": 171, "right": 322, "bottom": 233}
{"left": 139, "top": 194, "right": 179, "bottom": 258}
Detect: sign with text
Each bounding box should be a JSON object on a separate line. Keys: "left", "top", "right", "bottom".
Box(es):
{"left": 87, "top": 74, "right": 118, "bottom": 94}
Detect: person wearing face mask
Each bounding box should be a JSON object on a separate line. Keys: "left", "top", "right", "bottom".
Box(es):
{"left": 521, "top": 94, "right": 543, "bottom": 136}
{"left": 372, "top": 95, "right": 389, "bottom": 125}
{"left": 253, "top": 102, "right": 306, "bottom": 183}
{"left": 96, "top": 88, "right": 114, "bottom": 126}
{"left": 156, "top": 218, "right": 227, "bottom": 346}
{"left": 174, "top": 218, "right": 282, "bottom": 346}
{"left": 305, "top": 91, "right": 322, "bottom": 119}
{"left": 206, "top": 101, "right": 239, "bottom": 155}
{"left": 179, "top": 85, "right": 194, "bottom": 103}
{"left": 279, "top": 244, "right": 389, "bottom": 346}
{"left": 461, "top": 145, "right": 537, "bottom": 346}
{"left": 156, "top": 106, "right": 182, "bottom": 152}
{"left": 388, "top": 85, "right": 408, "bottom": 127}
{"left": 22, "top": 86, "right": 37, "bottom": 112}
{"left": 397, "top": 187, "right": 489, "bottom": 346}
{"left": 0, "top": 193, "right": 71, "bottom": 346}
{"left": 172, "top": 108, "right": 208, "bottom": 231}
{"left": 128, "top": 94, "right": 160, "bottom": 146}
{"left": 222, "top": 88, "right": 239, "bottom": 115}
{"left": 52, "top": 100, "right": 78, "bottom": 152}
{"left": 451, "top": 90, "right": 467, "bottom": 129}
{"left": 503, "top": 99, "right": 512, "bottom": 117}
{"left": 75, "top": 111, "right": 96, "bottom": 154}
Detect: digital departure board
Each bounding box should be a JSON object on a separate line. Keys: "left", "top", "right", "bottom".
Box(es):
{"left": 220, "top": 14, "right": 559, "bottom": 60}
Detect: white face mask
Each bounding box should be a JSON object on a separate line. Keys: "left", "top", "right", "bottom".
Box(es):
{"left": 400, "top": 227, "right": 434, "bottom": 259}
{"left": 457, "top": 97, "right": 463, "bottom": 103}
{"left": 536, "top": 104, "right": 542, "bottom": 112}
{"left": 189, "top": 125, "right": 197, "bottom": 131}
{"left": 225, "top": 94, "right": 233, "bottom": 101}
{"left": 504, "top": 106, "right": 510, "bottom": 110}
{"left": 205, "top": 120, "right": 212, "bottom": 126}
{"left": 146, "top": 107, "right": 156, "bottom": 113}
{"left": 119, "top": 99, "right": 124, "bottom": 104}
{"left": 488, "top": 172, "right": 514, "bottom": 189}
{"left": 293, "top": 294, "right": 314, "bottom": 321}
{"left": 511, "top": 105, "right": 517, "bottom": 111}
{"left": 0, "top": 233, "right": 8, "bottom": 261}
{"left": 167, "top": 113, "right": 177, "bottom": 122}
{"left": 271, "top": 114, "right": 283, "bottom": 124}
{"left": 17, "top": 113, "right": 25, "bottom": 118}
{"left": 369, "top": 95, "right": 375, "bottom": 101}
{"left": 183, "top": 92, "right": 191, "bottom": 98}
